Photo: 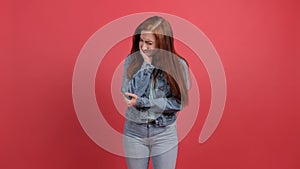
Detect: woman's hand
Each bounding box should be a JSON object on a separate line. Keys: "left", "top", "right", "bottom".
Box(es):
{"left": 140, "top": 49, "right": 152, "bottom": 64}
{"left": 123, "top": 92, "right": 138, "bottom": 107}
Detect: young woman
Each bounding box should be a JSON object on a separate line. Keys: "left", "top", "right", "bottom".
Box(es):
{"left": 121, "top": 16, "right": 189, "bottom": 169}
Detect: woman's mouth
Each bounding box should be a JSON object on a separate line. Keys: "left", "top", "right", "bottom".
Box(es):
{"left": 143, "top": 50, "right": 152, "bottom": 56}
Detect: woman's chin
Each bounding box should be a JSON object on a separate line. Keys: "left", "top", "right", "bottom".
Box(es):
{"left": 144, "top": 53, "right": 152, "bottom": 57}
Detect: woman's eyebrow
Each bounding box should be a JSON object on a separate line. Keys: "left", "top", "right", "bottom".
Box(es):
{"left": 140, "top": 38, "right": 153, "bottom": 43}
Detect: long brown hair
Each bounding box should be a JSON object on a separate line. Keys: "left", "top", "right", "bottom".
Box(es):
{"left": 127, "top": 16, "right": 189, "bottom": 106}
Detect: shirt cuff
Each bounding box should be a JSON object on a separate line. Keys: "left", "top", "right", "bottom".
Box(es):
{"left": 135, "top": 96, "right": 145, "bottom": 108}
{"left": 141, "top": 61, "right": 155, "bottom": 71}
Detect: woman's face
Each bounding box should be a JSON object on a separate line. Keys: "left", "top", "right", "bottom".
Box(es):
{"left": 139, "top": 30, "right": 157, "bottom": 57}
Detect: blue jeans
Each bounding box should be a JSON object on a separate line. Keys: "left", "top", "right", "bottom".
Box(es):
{"left": 123, "top": 120, "right": 178, "bottom": 169}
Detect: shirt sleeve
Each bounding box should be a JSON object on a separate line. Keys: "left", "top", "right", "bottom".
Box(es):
{"left": 120, "top": 55, "right": 132, "bottom": 95}
{"left": 181, "top": 58, "right": 190, "bottom": 90}
{"left": 135, "top": 96, "right": 182, "bottom": 113}
{"left": 121, "top": 55, "right": 155, "bottom": 97}
{"left": 134, "top": 58, "right": 189, "bottom": 113}
{"left": 128, "top": 61, "right": 155, "bottom": 97}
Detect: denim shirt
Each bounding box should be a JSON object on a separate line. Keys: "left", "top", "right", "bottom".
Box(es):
{"left": 121, "top": 54, "right": 189, "bottom": 126}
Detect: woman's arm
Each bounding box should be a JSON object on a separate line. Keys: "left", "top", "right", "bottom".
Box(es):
{"left": 128, "top": 61, "right": 154, "bottom": 97}
{"left": 125, "top": 58, "right": 190, "bottom": 113}
{"left": 125, "top": 92, "right": 182, "bottom": 114}
{"left": 120, "top": 55, "right": 131, "bottom": 95}
{"left": 136, "top": 96, "right": 182, "bottom": 113}
{"left": 121, "top": 54, "right": 154, "bottom": 101}
{"left": 181, "top": 58, "right": 190, "bottom": 90}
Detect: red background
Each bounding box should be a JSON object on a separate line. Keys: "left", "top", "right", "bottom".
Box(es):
{"left": 1, "top": 0, "right": 299, "bottom": 169}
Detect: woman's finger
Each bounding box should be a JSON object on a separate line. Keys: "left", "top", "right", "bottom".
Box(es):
{"left": 123, "top": 96, "right": 129, "bottom": 103}
{"left": 125, "top": 92, "right": 137, "bottom": 99}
